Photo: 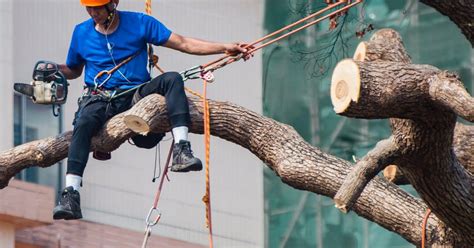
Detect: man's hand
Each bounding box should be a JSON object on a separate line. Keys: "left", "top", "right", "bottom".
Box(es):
{"left": 58, "top": 64, "right": 84, "bottom": 80}
{"left": 224, "top": 43, "right": 255, "bottom": 61}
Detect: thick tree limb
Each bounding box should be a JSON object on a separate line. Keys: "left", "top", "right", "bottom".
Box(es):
{"left": 334, "top": 137, "right": 400, "bottom": 212}
{"left": 453, "top": 123, "right": 474, "bottom": 173}
{"left": 352, "top": 28, "right": 473, "bottom": 185}
{"left": 332, "top": 28, "right": 474, "bottom": 245}
{"left": 0, "top": 111, "right": 136, "bottom": 189}
{"left": 331, "top": 59, "right": 473, "bottom": 244}
{"left": 429, "top": 73, "right": 474, "bottom": 122}
{"left": 332, "top": 60, "right": 448, "bottom": 118}
{"left": 420, "top": 0, "right": 474, "bottom": 47}
{"left": 385, "top": 122, "right": 474, "bottom": 185}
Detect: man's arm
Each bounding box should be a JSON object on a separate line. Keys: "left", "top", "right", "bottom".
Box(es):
{"left": 163, "top": 33, "right": 247, "bottom": 55}
{"left": 58, "top": 64, "right": 84, "bottom": 80}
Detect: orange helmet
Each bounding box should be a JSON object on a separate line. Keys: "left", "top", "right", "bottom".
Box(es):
{"left": 80, "top": 0, "right": 110, "bottom": 7}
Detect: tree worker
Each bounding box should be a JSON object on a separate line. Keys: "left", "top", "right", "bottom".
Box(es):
{"left": 52, "top": 0, "right": 249, "bottom": 220}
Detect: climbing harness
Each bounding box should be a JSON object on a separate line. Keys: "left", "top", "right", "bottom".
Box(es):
{"left": 140, "top": 1, "right": 363, "bottom": 247}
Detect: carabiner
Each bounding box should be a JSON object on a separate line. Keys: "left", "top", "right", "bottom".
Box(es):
{"left": 180, "top": 65, "right": 203, "bottom": 81}
{"left": 94, "top": 70, "right": 112, "bottom": 89}
{"left": 145, "top": 207, "right": 161, "bottom": 227}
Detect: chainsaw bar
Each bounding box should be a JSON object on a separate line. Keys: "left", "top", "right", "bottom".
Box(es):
{"left": 14, "top": 83, "right": 34, "bottom": 98}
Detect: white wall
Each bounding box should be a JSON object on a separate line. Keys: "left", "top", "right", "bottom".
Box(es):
{"left": 0, "top": 0, "right": 13, "bottom": 150}
{"left": 10, "top": 0, "right": 264, "bottom": 247}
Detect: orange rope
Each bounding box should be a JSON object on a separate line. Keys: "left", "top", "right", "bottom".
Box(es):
{"left": 201, "top": 79, "right": 214, "bottom": 248}
{"left": 145, "top": 0, "right": 152, "bottom": 15}
{"left": 148, "top": 39, "right": 214, "bottom": 248}
{"left": 143, "top": 1, "right": 213, "bottom": 247}
{"left": 184, "top": 87, "right": 204, "bottom": 98}
{"left": 421, "top": 208, "right": 431, "bottom": 248}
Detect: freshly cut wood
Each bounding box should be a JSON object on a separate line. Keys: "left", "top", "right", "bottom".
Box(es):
{"left": 353, "top": 29, "right": 411, "bottom": 64}
{"left": 123, "top": 115, "right": 151, "bottom": 135}
{"left": 332, "top": 60, "right": 442, "bottom": 118}
{"left": 330, "top": 59, "right": 361, "bottom": 113}
{"left": 383, "top": 165, "right": 410, "bottom": 185}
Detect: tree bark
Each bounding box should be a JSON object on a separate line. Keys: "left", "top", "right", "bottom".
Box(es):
{"left": 384, "top": 123, "right": 474, "bottom": 185}
{"left": 331, "top": 28, "right": 473, "bottom": 246}
{"left": 420, "top": 0, "right": 474, "bottom": 47}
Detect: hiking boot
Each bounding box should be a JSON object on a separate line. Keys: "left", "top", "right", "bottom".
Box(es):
{"left": 170, "top": 140, "right": 202, "bottom": 172}
{"left": 53, "top": 186, "right": 83, "bottom": 220}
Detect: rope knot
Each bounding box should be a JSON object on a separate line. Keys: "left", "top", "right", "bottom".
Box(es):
{"left": 202, "top": 194, "right": 209, "bottom": 204}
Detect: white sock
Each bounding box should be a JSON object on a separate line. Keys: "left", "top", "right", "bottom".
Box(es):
{"left": 172, "top": 126, "right": 188, "bottom": 144}
{"left": 66, "top": 174, "right": 82, "bottom": 191}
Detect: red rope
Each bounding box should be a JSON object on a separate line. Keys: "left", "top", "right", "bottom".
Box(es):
{"left": 200, "top": 0, "right": 363, "bottom": 72}
{"left": 152, "top": 143, "right": 173, "bottom": 209}
{"left": 421, "top": 209, "right": 432, "bottom": 248}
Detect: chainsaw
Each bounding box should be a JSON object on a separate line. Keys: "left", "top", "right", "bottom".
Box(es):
{"left": 14, "top": 61, "right": 69, "bottom": 116}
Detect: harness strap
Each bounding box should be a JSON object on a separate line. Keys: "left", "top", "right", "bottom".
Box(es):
{"left": 95, "top": 54, "right": 138, "bottom": 81}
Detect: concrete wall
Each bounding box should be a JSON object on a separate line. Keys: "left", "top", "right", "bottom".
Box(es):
{"left": 0, "top": 0, "right": 13, "bottom": 151}
{"left": 0, "top": 222, "right": 14, "bottom": 248}
{"left": 8, "top": 0, "right": 264, "bottom": 247}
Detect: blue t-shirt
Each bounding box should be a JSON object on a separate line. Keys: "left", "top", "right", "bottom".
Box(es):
{"left": 66, "top": 11, "right": 172, "bottom": 89}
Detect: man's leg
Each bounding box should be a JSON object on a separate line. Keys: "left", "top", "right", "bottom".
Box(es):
{"left": 54, "top": 100, "right": 109, "bottom": 220}
{"left": 136, "top": 72, "right": 202, "bottom": 172}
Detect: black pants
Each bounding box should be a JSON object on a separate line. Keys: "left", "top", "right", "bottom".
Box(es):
{"left": 67, "top": 72, "right": 189, "bottom": 177}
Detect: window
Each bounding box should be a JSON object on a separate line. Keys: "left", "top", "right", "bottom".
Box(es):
{"left": 13, "top": 94, "right": 63, "bottom": 193}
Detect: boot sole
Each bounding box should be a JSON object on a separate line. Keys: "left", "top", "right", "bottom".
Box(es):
{"left": 170, "top": 162, "right": 203, "bottom": 173}
{"left": 53, "top": 209, "right": 82, "bottom": 220}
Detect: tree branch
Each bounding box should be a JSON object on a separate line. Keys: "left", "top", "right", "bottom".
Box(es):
{"left": 428, "top": 72, "right": 474, "bottom": 122}
{"left": 333, "top": 28, "right": 474, "bottom": 244}
{"left": 420, "top": 0, "right": 474, "bottom": 47}
{"left": 353, "top": 28, "right": 411, "bottom": 64}
{"left": 334, "top": 137, "right": 400, "bottom": 212}
{"left": 384, "top": 122, "right": 474, "bottom": 185}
